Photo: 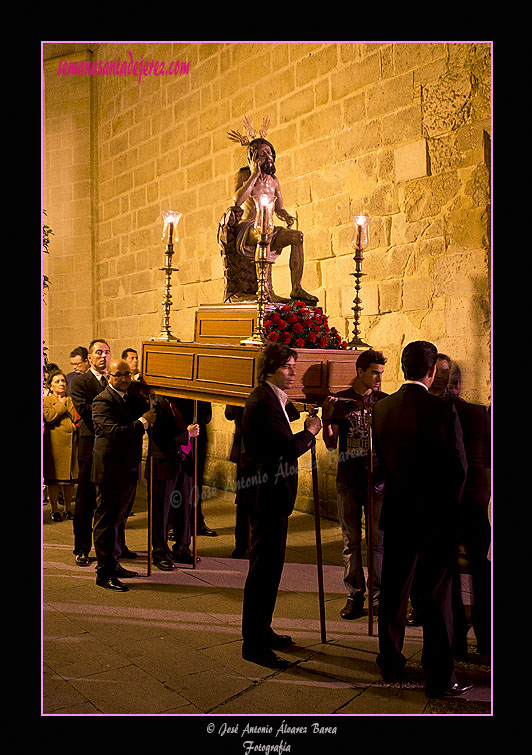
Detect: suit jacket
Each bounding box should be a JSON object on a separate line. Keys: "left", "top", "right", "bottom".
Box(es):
{"left": 148, "top": 397, "right": 193, "bottom": 480}
{"left": 91, "top": 385, "right": 149, "bottom": 484}
{"left": 225, "top": 405, "right": 244, "bottom": 464}
{"left": 241, "top": 382, "right": 316, "bottom": 516}
{"left": 372, "top": 383, "right": 467, "bottom": 538}
{"left": 70, "top": 370, "right": 107, "bottom": 460}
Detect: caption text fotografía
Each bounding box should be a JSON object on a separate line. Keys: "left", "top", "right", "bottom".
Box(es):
{"left": 206, "top": 720, "right": 338, "bottom": 753}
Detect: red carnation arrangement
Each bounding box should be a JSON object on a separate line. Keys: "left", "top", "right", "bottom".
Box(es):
{"left": 263, "top": 301, "right": 347, "bottom": 350}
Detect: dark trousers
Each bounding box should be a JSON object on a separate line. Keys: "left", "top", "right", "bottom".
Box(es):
{"left": 234, "top": 497, "right": 252, "bottom": 556}
{"left": 151, "top": 474, "right": 179, "bottom": 559}
{"left": 233, "top": 464, "right": 251, "bottom": 556}
{"left": 171, "top": 468, "right": 194, "bottom": 555}
{"left": 73, "top": 454, "right": 96, "bottom": 555}
{"left": 411, "top": 494, "right": 491, "bottom": 655}
{"left": 459, "top": 495, "right": 492, "bottom": 652}
{"left": 242, "top": 502, "right": 288, "bottom": 649}
{"left": 118, "top": 484, "right": 137, "bottom": 554}
{"left": 377, "top": 531, "right": 457, "bottom": 692}
{"left": 149, "top": 465, "right": 193, "bottom": 558}
{"left": 193, "top": 445, "right": 207, "bottom": 530}
{"left": 93, "top": 476, "right": 137, "bottom": 578}
{"left": 336, "top": 480, "right": 384, "bottom": 602}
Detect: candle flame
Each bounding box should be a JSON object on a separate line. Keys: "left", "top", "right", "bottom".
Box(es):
{"left": 161, "top": 210, "right": 182, "bottom": 242}
{"left": 351, "top": 214, "right": 370, "bottom": 251}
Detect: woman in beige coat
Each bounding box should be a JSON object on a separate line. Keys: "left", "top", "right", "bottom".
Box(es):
{"left": 43, "top": 370, "right": 79, "bottom": 521}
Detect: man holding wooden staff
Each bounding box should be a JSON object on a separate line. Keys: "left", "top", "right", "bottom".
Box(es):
{"left": 322, "top": 350, "right": 388, "bottom": 621}
{"left": 240, "top": 343, "right": 321, "bottom": 669}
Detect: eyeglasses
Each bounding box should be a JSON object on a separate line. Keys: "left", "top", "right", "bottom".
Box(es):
{"left": 108, "top": 372, "right": 131, "bottom": 378}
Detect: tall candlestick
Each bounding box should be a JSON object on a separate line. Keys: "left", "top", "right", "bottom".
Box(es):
{"left": 153, "top": 210, "right": 182, "bottom": 342}
{"left": 241, "top": 195, "right": 276, "bottom": 346}
{"left": 347, "top": 215, "right": 371, "bottom": 349}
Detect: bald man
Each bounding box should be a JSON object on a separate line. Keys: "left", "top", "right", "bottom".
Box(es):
{"left": 91, "top": 359, "right": 156, "bottom": 591}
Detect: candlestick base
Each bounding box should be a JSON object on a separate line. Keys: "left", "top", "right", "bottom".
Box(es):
{"left": 346, "top": 335, "right": 372, "bottom": 350}
{"left": 240, "top": 331, "right": 265, "bottom": 347}
{"left": 151, "top": 331, "right": 181, "bottom": 343}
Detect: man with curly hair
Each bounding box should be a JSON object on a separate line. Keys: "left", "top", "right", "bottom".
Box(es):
{"left": 240, "top": 343, "right": 321, "bottom": 668}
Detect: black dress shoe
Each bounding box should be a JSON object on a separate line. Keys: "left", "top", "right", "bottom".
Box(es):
{"left": 197, "top": 524, "right": 217, "bottom": 537}
{"left": 172, "top": 549, "right": 200, "bottom": 565}
{"left": 377, "top": 654, "right": 406, "bottom": 683}
{"left": 96, "top": 576, "right": 129, "bottom": 592}
{"left": 242, "top": 647, "right": 289, "bottom": 669}
{"left": 406, "top": 608, "right": 422, "bottom": 626}
{"left": 115, "top": 566, "right": 138, "bottom": 578}
{"left": 378, "top": 665, "right": 405, "bottom": 684}
{"left": 340, "top": 597, "right": 365, "bottom": 620}
{"left": 426, "top": 681, "right": 474, "bottom": 698}
{"left": 120, "top": 548, "right": 138, "bottom": 559}
{"left": 75, "top": 553, "right": 91, "bottom": 567}
{"left": 268, "top": 632, "right": 293, "bottom": 649}
{"left": 153, "top": 557, "right": 176, "bottom": 571}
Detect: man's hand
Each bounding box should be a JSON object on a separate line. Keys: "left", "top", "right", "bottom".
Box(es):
{"left": 187, "top": 423, "right": 200, "bottom": 438}
{"left": 275, "top": 208, "right": 295, "bottom": 227}
{"left": 304, "top": 414, "right": 322, "bottom": 436}
{"left": 321, "top": 396, "right": 338, "bottom": 421}
{"left": 142, "top": 408, "right": 157, "bottom": 425}
{"left": 250, "top": 149, "right": 261, "bottom": 177}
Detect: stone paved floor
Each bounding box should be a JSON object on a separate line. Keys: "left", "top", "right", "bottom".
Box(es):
{"left": 42, "top": 484, "right": 491, "bottom": 728}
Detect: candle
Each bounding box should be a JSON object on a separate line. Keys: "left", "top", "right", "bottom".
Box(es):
{"left": 352, "top": 215, "right": 369, "bottom": 252}
{"left": 260, "top": 195, "right": 269, "bottom": 235}
{"left": 253, "top": 195, "right": 274, "bottom": 236}
{"left": 161, "top": 210, "right": 182, "bottom": 244}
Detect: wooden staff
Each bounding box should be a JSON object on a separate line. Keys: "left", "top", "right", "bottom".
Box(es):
{"left": 366, "top": 405, "right": 375, "bottom": 636}
{"left": 307, "top": 405, "right": 327, "bottom": 644}
{"left": 147, "top": 427, "right": 153, "bottom": 577}
{"left": 146, "top": 390, "right": 158, "bottom": 578}
{"left": 311, "top": 443, "right": 327, "bottom": 643}
{"left": 192, "top": 398, "right": 198, "bottom": 569}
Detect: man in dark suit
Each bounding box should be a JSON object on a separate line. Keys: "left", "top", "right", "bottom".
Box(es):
{"left": 65, "top": 345, "right": 90, "bottom": 393}
{"left": 240, "top": 343, "right": 322, "bottom": 668}
{"left": 225, "top": 405, "right": 250, "bottom": 558}
{"left": 69, "top": 339, "right": 111, "bottom": 566}
{"left": 91, "top": 359, "right": 156, "bottom": 591}
{"left": 147, "top": 396, "right": 201, "bottom": 570}
{"left": 371, "top": 340, "right": 471, "bottom": 698}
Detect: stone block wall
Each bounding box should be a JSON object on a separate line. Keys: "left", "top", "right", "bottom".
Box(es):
{"left": 42, "top": 41, "right": 491, "bottom": 516}
{"left": 43, "top": 53, "right": 95, "bottom": 360}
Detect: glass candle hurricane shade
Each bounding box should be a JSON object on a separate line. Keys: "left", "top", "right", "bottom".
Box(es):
{"left": 253, "top": 195, "right": 276, "bottom": 236}
{"left": 351, "top": 215, "right": 369, "bottom": 252}
{"left": 161, "top": 210, "right": 183, "bottom": 245}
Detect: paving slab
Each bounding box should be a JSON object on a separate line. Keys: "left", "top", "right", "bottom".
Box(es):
{"left": 42, "top": 484, "right": 492, "bottom": 722}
